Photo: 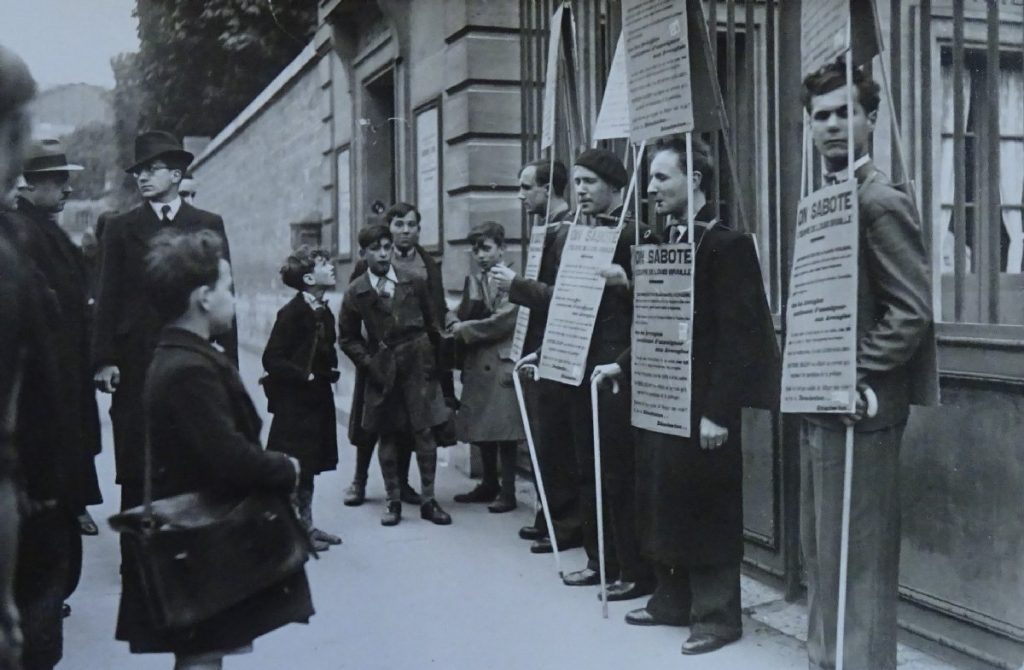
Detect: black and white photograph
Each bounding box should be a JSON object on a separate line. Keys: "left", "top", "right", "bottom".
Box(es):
{"left": 0, "top": 1, "right": 1022, "bottom": 669}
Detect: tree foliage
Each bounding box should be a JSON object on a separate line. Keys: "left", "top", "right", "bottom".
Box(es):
{"left": 61, "top": 122, "right": 119, "bottom": 201}
{"left": 133, "top": 0, "right": 317, "bottom": 138}
{"left": 111, "top": 52, "right": 145, "bottom": 207}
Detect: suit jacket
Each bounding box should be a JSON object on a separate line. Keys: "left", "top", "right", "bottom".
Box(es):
{"left": 808, "top": 163, "right": 939, "bottom": 432}
{"left": 350, "top": 244, "right": 453, "bottom": 397}
{"left": 0, "top": 200, "right": 102, "bottom": 505}
{"left": 92, "top": 201, "right": 238, "bottom": 371}
{"left": 338, "top": 268, "right": 444, "bottom": 433}
{"left": 347, "top": 246, "right": 454, "bottom": 445}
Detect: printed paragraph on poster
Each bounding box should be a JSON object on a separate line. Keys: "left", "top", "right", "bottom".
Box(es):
{"left": 781, "top": 180, "right": 859, "bottom": 414}
{"left": 631, "top": 243, "right": 693, "bottom": 437}
{"left": 539, "top": 225, "right": 620, "bottom": 386}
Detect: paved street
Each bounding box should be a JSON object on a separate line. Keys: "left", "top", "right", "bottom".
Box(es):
{"left": 61, "top": 350, "right": 956, "bottom": 670}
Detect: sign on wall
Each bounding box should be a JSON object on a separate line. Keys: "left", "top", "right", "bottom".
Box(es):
{"left": 336, "top": 147, "right": 352, "bottom": 258}
{"left": 415, "top": 104, "right": 442, "bottom": 249}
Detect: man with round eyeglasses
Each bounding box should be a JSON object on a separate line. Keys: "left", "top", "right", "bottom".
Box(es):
{"left": 92, "top": 130, "right": 237, "bottom": 510}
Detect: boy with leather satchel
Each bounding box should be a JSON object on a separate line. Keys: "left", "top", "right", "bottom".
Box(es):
{"left": 263, "top": 246, "right": 343, "bottom": 552}
{"left": 338, "top": 224, "right": 453, "bottom": 527}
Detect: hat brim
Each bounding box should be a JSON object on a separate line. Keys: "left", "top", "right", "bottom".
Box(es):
{"left": 125, "top": 149, "right": 194, "bottom": 174}
{"left": 23, "top": 163, "right": 84, "bottom": 173}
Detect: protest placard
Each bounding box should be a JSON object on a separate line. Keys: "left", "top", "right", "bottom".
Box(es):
{"left": 781, "top": 180, "right": 859, "bottom": 414}
{"left": 509, "top": 224, "right": 550, "bottom": 362}
{"left": 630, "top": 243, "right": 693, "bottom": 437}
{"left": 541, "top": 4, "right": 565, "bottom": 150}
{"left": 539, "top": 224, "right": 620, "bottom": 386}
{"left": 801, "top": 0, "right": 848, "bottom": 76}
{"left": 593, "top": 34, "right": 630, "bottom": 141}
{"left": 622, "top": 0, "right": 693, "bottom": 141}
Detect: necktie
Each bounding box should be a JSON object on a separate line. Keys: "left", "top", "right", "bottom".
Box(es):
{"left": 160, "top": 205, "right": 171, "bottom": 223}
{"left": 480, "top": 272, "right": 491, "bottom": 306}
{"left": 669, "top": 226, "right": 684, "bottom": 244}
{"left": 375, "top": 274, "right": 390, "bottom": 298}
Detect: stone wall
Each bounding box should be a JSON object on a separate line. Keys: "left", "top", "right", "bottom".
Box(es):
{"left": 191, "top": 44, "right": 333, "bottom": 351}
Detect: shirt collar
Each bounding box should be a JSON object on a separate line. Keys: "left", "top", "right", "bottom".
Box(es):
{"left": 149, "top": 197, "right": 183, "bottom": 221}
{"left": 300, "top": 291, "right": 325, "bottom": 310}
{"left": 825, "top": 154, "right": 871, "bottom": 184}
{"left": 394, "top": 246, "right": 417, "bottom": 259}
{"left": 369, "top": 265, "right": 399, "bottom": 293}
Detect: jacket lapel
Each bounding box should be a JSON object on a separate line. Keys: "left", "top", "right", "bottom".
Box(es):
{"left": 126, "top": 204, "right": 160, "bottom": 245}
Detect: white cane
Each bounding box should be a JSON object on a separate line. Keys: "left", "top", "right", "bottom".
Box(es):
{"left": 836, "top": 424, "right": 854, "bottom": 670}
{"left": 590, "top": 376, "right": 608, "bottom": 619}
{"left": 512, "top": 356, "right": 563, "bottom": 578}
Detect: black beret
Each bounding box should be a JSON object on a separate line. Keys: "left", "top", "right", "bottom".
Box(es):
{"left": 574, "top": 148, "right": 628, "bottom": 190}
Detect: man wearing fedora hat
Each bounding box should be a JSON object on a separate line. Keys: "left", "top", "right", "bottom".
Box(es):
{"left": 0, "top": 137, "right": 98, "bottom": 670}
{"left": 92, "top": 130, "right": 237, "bottom": 510}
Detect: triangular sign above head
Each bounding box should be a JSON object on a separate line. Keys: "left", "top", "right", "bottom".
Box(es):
{"left": 593, "top": 34, "right": 631, "bottom": 141}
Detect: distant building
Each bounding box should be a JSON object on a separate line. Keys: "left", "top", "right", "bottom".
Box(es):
{"left": 29, "top": 83, "right": 113, "bottom": 139}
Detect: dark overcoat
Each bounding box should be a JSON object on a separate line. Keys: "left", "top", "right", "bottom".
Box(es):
{"left": 116, "top": 327, "right": 313, "bottom": 655}
{"left": 91, "top": 201, "right": 238, "bottom": 492}
{"left": 346, "top": 246, "right": 455, "bottom": 446}
{"left": 263, "top": 293, "right": 339, "bottom": 474}
{"left": 448, "top": 273, "right": 524, "bottom": 443}
{"left": 338, "top": 269, "right": 449, "bottom": 434}
{"left": 0, "top": 199, "right": 102, "bottom": 507}
{"left": 617, "top": 223, "right": 780, "bottom": 567}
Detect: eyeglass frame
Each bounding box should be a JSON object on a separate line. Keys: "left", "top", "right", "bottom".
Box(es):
{"left": 129, "top": 162, "right": 176, "bottom": 178}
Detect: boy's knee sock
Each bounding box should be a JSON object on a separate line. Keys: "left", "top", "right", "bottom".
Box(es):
{"left": 377, "top": 439, "right": 401, "bottom": 503}
{"left": 415, "top": 449, "right": 437, "bottom": 502}
{"left": 498, "top": 442, "right": 518, "bottom": 498}
{"left": 412, "top": 430, "right": 438, "bottom": 502}
{"left": 353, "top": 443, "right": 374, "bottom": 483}
{"left": 479, "top": 443, "right": 499, "bottom": 489}
{"left": 398, "top": 435, "right": 414, "bottom": 487}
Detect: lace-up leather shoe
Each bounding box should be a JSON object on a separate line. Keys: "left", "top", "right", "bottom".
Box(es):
{"left": 420, "top": 499, "right": 452, "bottom": 525}
{"left": 380, "top": 501, "right": 401, "bottom": 526}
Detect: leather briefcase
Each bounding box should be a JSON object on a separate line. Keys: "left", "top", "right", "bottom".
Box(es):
{"left": 110, "top": 490, "right": 310, "bottom": 630}
{"left": 109, "top": 491, "right": 307, "bottom": 631}
{"left": 109, "top": 377, "right": 311, "bottom": 630}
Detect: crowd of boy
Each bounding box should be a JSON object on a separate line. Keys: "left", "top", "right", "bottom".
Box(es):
{"left": 0, "top": 36, "right": 935, "bottom": 670}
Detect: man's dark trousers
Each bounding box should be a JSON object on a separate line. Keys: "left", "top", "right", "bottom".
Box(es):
{"left": 568, "top": 379, "right": 647, "bottom": 583}
{"left": 525, "top": 377, "right": 582, "bottom": 543}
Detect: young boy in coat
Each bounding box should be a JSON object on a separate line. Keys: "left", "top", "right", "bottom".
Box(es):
{"left": 264, "top": 246, "right": 342, "bottom": 551}
{"left": 447, "top": 221, "right": 524, "bottom": 513}
{"left": 338, "top": 225, "right": 453, "bottom": 527}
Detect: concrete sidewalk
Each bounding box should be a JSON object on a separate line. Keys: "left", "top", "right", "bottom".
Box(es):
{"left": 59, "top": 348, "right": 958, "bottom": 669}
